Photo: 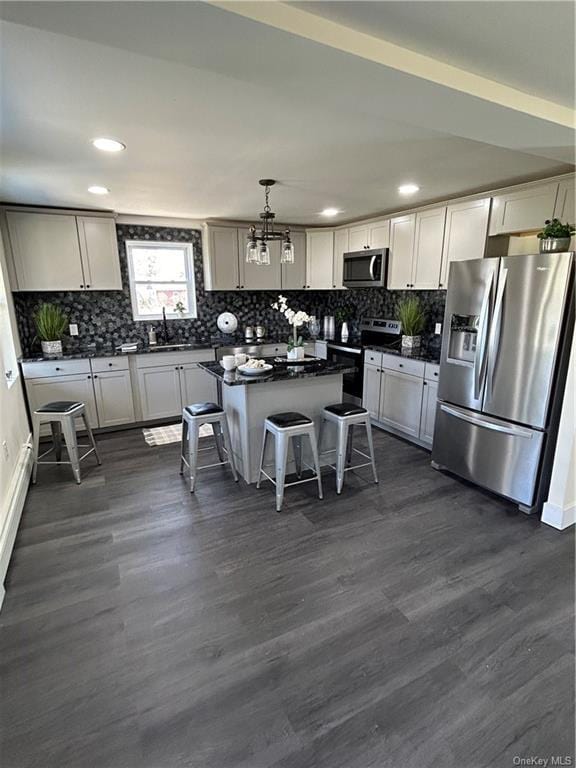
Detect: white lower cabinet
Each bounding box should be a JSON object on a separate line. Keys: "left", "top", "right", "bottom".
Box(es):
{"left": 379, "top": 369, "right": 423, "bottom": 438}
{"left": 362, "top": 363, "right": 382, "bottom": 421}
{"left": 136, "top": 356, "right": 218, "bottom": 421}
{"left": 180, "top": 364, "right": 218, "bottom": 407}
{"left": 419, "top": 378, "right": 439, "bottom": 445}
{"left": 362, "top": 352, "right": 439, "bottom": 449}
{"left": 137, "top": 365, "right": 183, "bottom": 421}
{"left": 93, "top": 370, "right": 135, "bottom": 427}
{"left": 26, "top": 373, "right": 99, "bottom": 436}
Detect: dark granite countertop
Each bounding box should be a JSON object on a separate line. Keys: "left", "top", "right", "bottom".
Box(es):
{"left": 18, "top": 336, "right": 300, "bottom": 363}
{"left": 365, "top": 344, "right": 442, "bottom": 365}
{"left": 199, "top": 358, "right": 355, "bottom": 386}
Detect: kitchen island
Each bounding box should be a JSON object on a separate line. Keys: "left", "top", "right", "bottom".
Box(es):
{"left": 199, "top": 358, "right": 355, "bottom": 483}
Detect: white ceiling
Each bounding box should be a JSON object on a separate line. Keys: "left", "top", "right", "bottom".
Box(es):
{"left": 296, "top": 1, "right": 576, "bottom": 109}
{"left": 0, "top": 2, "right": 573, "bottom": 224}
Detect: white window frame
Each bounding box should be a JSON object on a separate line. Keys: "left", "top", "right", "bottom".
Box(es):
{"left": 126, "top": 240, "right": 197, "bottom": 322}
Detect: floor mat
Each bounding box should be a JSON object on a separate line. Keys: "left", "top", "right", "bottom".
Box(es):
{"left": 142, "top": 423, "right": 213, "bottom": 446}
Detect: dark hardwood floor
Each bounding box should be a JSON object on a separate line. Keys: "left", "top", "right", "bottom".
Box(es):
{"left": 1, "top": 425, "right": 574, "bottom": 768}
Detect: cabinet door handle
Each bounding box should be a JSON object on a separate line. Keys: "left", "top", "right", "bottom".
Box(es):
{"left": 423, "top": 381, "right": 427, "bottom": 386}
{"left": 399, "top": 363, "right": 403, "bottom": 368}
{"left": 86, "top": 284, "right": 91, "bottom": 288}
{"left": 439, "top": 283, "right": 443, "bottom": 288}
{"left": 93, "top": 374, "right": 98, "bottom": 379}
{"left": 108, "top": 362, "right": 113, "bottom": 367}
{"left": 55, "top": 367, "right": 60, "bottom": 371}
{"left": 87, "top": 375, "right": 91, "bottom": 379}
{"left": 80, "top": 284, "right": 84, "bottom": 288}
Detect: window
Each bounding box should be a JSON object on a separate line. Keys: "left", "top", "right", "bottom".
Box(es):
{"left": 126, "top": 240, "right": 197, "bottom": 321}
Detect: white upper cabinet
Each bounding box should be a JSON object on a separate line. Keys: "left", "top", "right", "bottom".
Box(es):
{"left": 348, "top": 225, "right": 370, "bottom": 251}
{"left": 6, "top": 210, "right": 120, "bottom": 291}
{"left": 489, "top": 182, "right": 558, "bottom": 235}
{"left": 77, "top": 216, "right": 122, "bottom": 290}
{"left": 204, "top": 225, "right": 240, "bottom": 290}
{"left": 7, "top": 211, "right": 85, "bottom": 291}
{"left": 368, "top": 220, "right": 390, "bottom": 249}
{"left": 554, "top": 178, "right": 575, "bottom": 222}
{"left": 306, "top": 230, "right": 334, "bottom": 289}
{"left": 281, "top": 230, "right": 307, "bottom": 290}
{"left": 388, "top": 214, "right": 416, "bottom": 289}
{"left": 412, "top": 207, "right": 446, "bottom": 289}
{"left": 332, "top": 228, "right": 349, "bottom": 289}
{"left": 348, "top": 219, "right": 390, "bottom": 251}
{"left": 238, "top": 228, "right": 282, "bottom": 291}
{"left": 440, "top": 198, "right": 490, "bottom": 288}
{"left": 204, "top": 224, "right": 301, "bottom": 291}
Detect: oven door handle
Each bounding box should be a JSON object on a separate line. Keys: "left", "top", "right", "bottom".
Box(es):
{"left": 328, "top": 344, "right": 362, "bottom": 355}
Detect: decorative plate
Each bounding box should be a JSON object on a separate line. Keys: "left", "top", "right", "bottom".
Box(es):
{"left": 237, "top": 363, "right": 274, "bottom": 376}
{"left": 217, "top": 312, "right": 238, "bottom": 334}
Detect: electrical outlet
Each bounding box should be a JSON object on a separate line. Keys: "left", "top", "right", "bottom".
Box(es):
{"left": 434, "top": 323, "right": 442, "bottom": 335}
{"left": 69, "top": 323, "right": 79, "bottom": 336}
{"left": 2, "top": 441, "right": 9, "bottom": 461}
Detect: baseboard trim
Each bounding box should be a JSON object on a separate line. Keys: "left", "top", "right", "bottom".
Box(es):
{"left": 541, "top": 501, "right": 576, "bottom": 530}
{"left": 0, "top": 436, "right": 32, "bottom": 611}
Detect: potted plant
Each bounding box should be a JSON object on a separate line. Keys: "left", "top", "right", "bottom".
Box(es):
{"left": 397, "top": 296, "right": 425, "bottom": 349}
{"left": 34, "top": 303, "right": 68, "bottom": 357}
{"left": 271, "top": 295, "right": 310, "bottom": 360}
{"left": 537, "top": 219, "right": 574, "bottom": 253}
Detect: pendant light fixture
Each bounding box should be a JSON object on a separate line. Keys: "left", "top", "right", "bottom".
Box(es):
{"left": 247, "top": 179, "right": 294, "bottom": 265}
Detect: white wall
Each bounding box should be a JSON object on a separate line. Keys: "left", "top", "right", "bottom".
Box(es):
{"left": 0, "top": 234, "right": 32, "bottom": 608}
{"left": 542, "top": 322, "right": 576, "bottom": 530}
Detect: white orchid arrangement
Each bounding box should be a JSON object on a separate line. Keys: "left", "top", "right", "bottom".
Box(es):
{"left": 271, "top": 295, "right": 310, "bottom": 350}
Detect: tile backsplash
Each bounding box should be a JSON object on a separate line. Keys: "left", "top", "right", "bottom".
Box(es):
{"left": 13, "top": 224, "right": 446, "bottom": 355}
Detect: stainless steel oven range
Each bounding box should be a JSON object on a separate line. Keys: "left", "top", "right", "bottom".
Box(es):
{"left": 326, "top": 318, "right": 403, "bottom": 404}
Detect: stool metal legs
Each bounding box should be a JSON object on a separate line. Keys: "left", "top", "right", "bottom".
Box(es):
{"left": 257, "top": 423, "right": 323, "bottom": 512}
{"left": 320, "top": 412, "right": 379, "bottom": 494}
{"left": 32, "top": 406, "right": 100, "bottom": 485}
{"left": 180, "top": 412, "right": 238, "bottom": 493}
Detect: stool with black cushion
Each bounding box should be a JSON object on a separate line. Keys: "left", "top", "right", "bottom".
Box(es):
{"left": 180, "top": 402, "right": 238, "bottom": 492}
{"left": 32, "top": 401, "right": 101, "bottom": 485}
{"left": 257, "top": 411, "right": 323, "bottom": 512}
{"left": 319, "top": 403, "right": 378, "bottom": 494}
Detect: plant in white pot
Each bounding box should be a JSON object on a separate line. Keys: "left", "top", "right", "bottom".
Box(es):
{"left": 34, "top": 303, "right": 68, "bottom": 358}
{"left": 271, "top": 295, "right": 310, "bottom": 360}
{"left": 537, "top": 218, "right": 575, "bottom": 253}
{"left": 397, "top": 296, "right": 425, "bottom": 349}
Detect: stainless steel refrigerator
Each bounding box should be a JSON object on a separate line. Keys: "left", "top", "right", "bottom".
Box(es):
{"left": 432, "top": 251, "right": 574, "bottom": 513}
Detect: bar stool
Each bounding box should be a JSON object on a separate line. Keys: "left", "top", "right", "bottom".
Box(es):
{"left": 319, "top": 403, "right": 379, "bottom": 494}
{"left": 180, "top": 402, "right": 238, "bottom": 492}
{"left": 257, "top": 412, "right": 323, "bottom": 512}
{"left": 32, "top": 401, "right": 101, "bottom": 485}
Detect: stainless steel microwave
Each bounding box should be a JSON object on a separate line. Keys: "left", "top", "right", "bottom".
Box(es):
{"left": 342, "top": 248, "right": 388, "bottom": 288}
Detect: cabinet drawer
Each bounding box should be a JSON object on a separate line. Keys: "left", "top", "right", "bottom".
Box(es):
{"left": 135, "top": 349, "right": 215, "bottom": 369}
{"left": 381, "top": 354, "right": 425, "bottom": 377}
{"left": 425, "top": 362, "right": 440, "bottom": 381}
{"left": 22, "top": 359, "right": 90, "bottom": 379}
{"left": 91, "top": 356, "right": 129, "bottom": 373}
{"left": 260, "top": 344, "right": 288, "bottom": 357}
{"left": 364, "top": 349, "right": 383, "bottom": 367}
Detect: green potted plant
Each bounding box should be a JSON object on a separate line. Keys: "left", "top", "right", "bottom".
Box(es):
{"left": 537, "top": 219, "right": 574, "bottom": 253}
{"left": 397, "top": 296, "right": 425, "bottom": 349}
{"left": 34, "top": 303, "right": 68, "bottom": 357}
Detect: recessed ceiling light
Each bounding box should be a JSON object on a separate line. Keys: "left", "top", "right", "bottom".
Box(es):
{"left": 91, "top": 137, "right": 126, "bottom": 152}
{"left": 320, "top": 207, "right": 340, "bottom": 217}
{"left": 398, "top": 184, "right": 420, "bottom": 195}
{"left": 88, "top": 185, "right": 109, "bottom": 195}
